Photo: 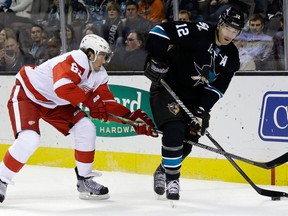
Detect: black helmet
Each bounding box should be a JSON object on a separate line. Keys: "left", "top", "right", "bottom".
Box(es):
{"left": 219, "top": 7, "right": 245, "bottom": 30}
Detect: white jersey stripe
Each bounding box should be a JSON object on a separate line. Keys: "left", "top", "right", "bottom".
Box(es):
{"left": 12, "top": 85, "right": 22, "bottom": 133}
{"left": 53, "top": 78, "right": 74, "bottom": 91}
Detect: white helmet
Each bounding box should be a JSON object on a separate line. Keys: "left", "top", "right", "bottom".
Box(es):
{"left": 80, "top": 34, "right": 112, "bottom": 62}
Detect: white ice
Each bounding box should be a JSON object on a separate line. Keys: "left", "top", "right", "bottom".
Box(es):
{"left": 1, "top": 165, "right": 288, "bottom": 216}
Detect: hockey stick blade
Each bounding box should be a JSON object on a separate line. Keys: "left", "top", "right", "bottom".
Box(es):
{"left": 110, "top": 113, "right": 288, "bottom": 169}
{"left": 159, "top": 79, "right": 288, "bottom": 198}
{"left": 206, "top": 132, "right": 288, "bottom": 198}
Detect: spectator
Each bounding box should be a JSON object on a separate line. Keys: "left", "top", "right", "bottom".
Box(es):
{"left": 62, "top": 24, "right": 78, "bottom": 52}
{"left": 45, "top": 0, "right": 88, "bottom": 27}
{"left": 0, "top": 27, "right": 16, "bottom": 48}
{"left": 45, "top": 0, "right": 73, "bottom": 27}
{"left": 9, "top": 0, "right": 33, "bottom": 23}
{"left": 30, "top": 0, "right": 50, "bottom": 25}
{"left": 253, "top": 0, "right": 270, "bottom": 19}
{"left": 0, "top": 0, "right": 12, "bottom": 11}
{"left": 138, "top": 0, "right": 165, "bottom": 24}
{"left": 0, "top": 35, "right": 34, "bottom": 71}
{"left": 205, "top": 0, "right": 249, "bottom": 25}
{"left": 233, "top": 39, "right": 256, "bottom": 71}
{"left": 28, "top": 24, "right": 48, "bottom": 65}
{"left": 82, "top": 25, "right": 100, "bottom": 36}
{"left": 45, "top": 0, "right": 61, "bottom": 29}
{"left": 178, "top": 9, "right": 192, "bottom": 22}
{"left": 0, "top": 23, "right": 4, "bottom": 35}
{"left": 235, "top": 13, "right": 273, "bottom": 70}
{"left": 70, "top": 0, "right": 89, "bottom": 25}
{"left": 267, "top": 0, "right": 283, "bottom": 19}
{"left": 270, "top": 16, "right": 284, "bottom": 70}
{"left": 100, "top": 1, "right": 124, "bottom": 51}
{"left": 84, "top": 0, "right": 107, "bottom": 26}
{"left": 108, "top": 30, "right": 147, "bottom": 71}
{"left": 163, "top": 0, "right": 199, "bottom": 22}
{"left": 45, "top": 35, "right": 61, "bottom": 59}
{"left": 122, "top": 0, "right": 154, "bottom": 40}
{"left": 0, "top": 0, "right": 13, "bottom": 24}
{"left": 0, "top": 27, "right": 16, "bottom": 39}
{"left": 265, "top": 0, "right": 283, "bottom": 36}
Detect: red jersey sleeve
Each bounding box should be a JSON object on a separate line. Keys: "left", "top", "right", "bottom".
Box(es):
{"left": 53, "top": 54, "right": 86, "bottom": 106}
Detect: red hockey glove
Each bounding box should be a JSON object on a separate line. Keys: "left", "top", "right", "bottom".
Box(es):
{"left": 84, "top": 94, "right": 108, "bottom": 122}
{"left": 128, "top": 109, "right": 158, "bottom": 137}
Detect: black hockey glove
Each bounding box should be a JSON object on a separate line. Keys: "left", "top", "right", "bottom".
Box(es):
{"left": 144, "top": 57, "right": 169, "bottom": 83}
{"left": 189, "top": 107, "right": 210, "bottom": 136}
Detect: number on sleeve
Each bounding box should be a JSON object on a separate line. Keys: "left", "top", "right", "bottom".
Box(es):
{"left": 70, "top": 62, "right": 83, "bottom": 78}
{"left": 70, "top": 63, "right": 79, "bottom": 73}
{"left": 196, "top": 22, "right": 209, "bottom": 31}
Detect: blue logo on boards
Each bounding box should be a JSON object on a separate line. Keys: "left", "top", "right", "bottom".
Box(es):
{"left": 258, "top": 91, "right": 288, "bottom": 142}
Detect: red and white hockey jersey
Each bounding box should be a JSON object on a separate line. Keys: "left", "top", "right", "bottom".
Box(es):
{"left": 16, "top": 49, "right": 130, "bottom": 120}
{"left": 16, "top": 50, "right": 108, "bottom": 108}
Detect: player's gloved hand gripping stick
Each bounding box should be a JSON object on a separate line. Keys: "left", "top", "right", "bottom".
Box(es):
{"left": 128, "top": 109, "right": 158, "bottom": 137}
{"left": 83, "top": 93, "right": 108, "bottom": 121}
{"left": 144, "top": 57, "right": 169, "bottom": 83}
{"left": 189, "top": 106, "right": 210, "bottom": 136}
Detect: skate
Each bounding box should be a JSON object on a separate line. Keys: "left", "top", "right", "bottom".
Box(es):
{"left": 0, "top": 179, "right": 8, "bottom": 203}
{"left": 166, "top": 179, "right": 180, "bottom": 201}
{"left": 153, "top": 164, "right": 166, "bottom": 197}
{"left": 75, "top": 168, "right": 109, "bottom": 200}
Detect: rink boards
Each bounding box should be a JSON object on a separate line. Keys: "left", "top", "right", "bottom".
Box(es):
{"left": 1, "top": 74, "right": 288, "bottom": 186}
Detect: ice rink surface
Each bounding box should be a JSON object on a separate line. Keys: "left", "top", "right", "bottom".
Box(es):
{"left": 0, "top": 165, "right": 288, "bottom": 216}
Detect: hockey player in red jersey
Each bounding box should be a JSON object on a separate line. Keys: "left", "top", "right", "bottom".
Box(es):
{"left": 144, "top": 7, "right": 245, "bottom": 201}
{"left": 0, "top": 34, "right": 158, "bottom": 203}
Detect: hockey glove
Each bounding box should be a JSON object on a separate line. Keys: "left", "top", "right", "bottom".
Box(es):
{"left": 189, "top": 107, "right": 210, "bottom": 136}
{"left": 84, "top": 94, "right": 108, "bottom": 122}
{"left": 128, "top": 109, "right": 158, "bottom": 137}
{"left": 144, "top": 57, "right": 169, "bottom": 83}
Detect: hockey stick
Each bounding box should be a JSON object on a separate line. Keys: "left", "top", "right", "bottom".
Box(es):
{"left": 108, "top": 113, "right": 160, "bottom": 130}
{"left": 108, "top": 113, "right": 288, "bottom": 169}
{"left": 159, "top": 79, "right": 288, "bottom": 199}
{"left": 182, "top": 139, "right": 288, "bottom": 169}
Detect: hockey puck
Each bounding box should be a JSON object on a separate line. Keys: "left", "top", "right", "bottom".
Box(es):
{"left": 271, "top": 197, "right": 281, "bottom": 201}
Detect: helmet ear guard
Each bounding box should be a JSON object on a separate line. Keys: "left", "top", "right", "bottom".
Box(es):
{"left": 82, "top": 48, "right": 97, "bottom": 62}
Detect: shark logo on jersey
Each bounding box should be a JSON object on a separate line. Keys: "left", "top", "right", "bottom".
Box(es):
{"left": 167, "top": 102, "right": 180, "bottom": 115}
{"left": 191, "top": 57, "right": 217, "bottom": 86}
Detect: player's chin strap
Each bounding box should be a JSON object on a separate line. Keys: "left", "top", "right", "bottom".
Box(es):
{"left": 158, "top": 79, "right": 288, "bottom": 199}
{"left": 108, "top": 113, "right": 288, "bottom": 170}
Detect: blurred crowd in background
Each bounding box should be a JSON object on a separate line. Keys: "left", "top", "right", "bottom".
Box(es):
{"left": 0, "top": 0, "right": 285, "bottom": 72}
